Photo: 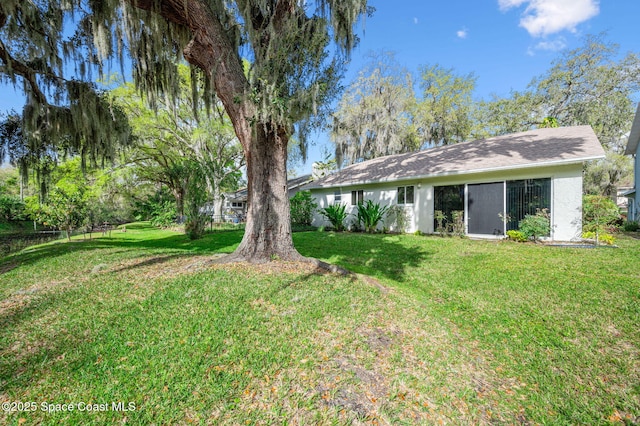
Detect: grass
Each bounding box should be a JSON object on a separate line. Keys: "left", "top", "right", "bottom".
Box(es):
{"left": 1, "top": 224, "right": 638, "bottom": 424}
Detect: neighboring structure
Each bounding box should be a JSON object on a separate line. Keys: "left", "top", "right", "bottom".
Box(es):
{"left": 624, "top": 103, "right": 640, "bottom": 222}
{"left": 206, "top": 174, "right": 314, "bottom": 220}
{"left": 305, "top": 126, "right": 606, "bottom": 241}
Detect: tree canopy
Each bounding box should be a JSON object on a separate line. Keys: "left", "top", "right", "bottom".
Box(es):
{"left": 331, "top": 52, "right": 477, "bottom": 167}
{"left": 475, "top": 35, "right": 640, "bottom": 197}
{"left": 1, "top": 0, "right": 372, "bottom": 262}
{"left": 332, "top": 52, "right": 418, "bottom": 166}
{"left": 111, "top": 65, "right": 244, "bottom": 220}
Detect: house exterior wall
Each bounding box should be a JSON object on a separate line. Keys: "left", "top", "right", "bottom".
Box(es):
{"left": 632, "top": 152, "right": 640, "bottom": 221}
{"left": 310, "top": 163, "right": 584, "bottom": 241}
{"left": 311, "top": 183, "right": 418, "bottom": 232}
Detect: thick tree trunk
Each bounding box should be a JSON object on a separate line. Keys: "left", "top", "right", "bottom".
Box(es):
{"left": 228, "top": 124, "right": 303, "bottom": 263}
{"left": 129, "top": 0, "right": 305, "bottom": 262}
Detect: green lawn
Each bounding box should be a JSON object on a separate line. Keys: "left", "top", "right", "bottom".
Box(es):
{"left": 1, "top": 223, "right": 638, "bottom": 424}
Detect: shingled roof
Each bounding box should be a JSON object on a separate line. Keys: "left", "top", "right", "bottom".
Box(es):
{"left": 306, "top": 126, "right": 605, "bottom": 189}
{"left": 625, "top": 103, "right": 640, "bottom": 155}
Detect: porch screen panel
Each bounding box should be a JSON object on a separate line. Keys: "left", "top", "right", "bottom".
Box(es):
{"left": 506, "top": 178, "right": 551, "bottom": 231}
{"left": 434, "top": 185, "right": 464, "bottom": 231}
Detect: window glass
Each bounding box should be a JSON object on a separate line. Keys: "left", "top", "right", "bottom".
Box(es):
{"left": 434, "top": 185, "right": 465, "bottom": 231}
{"left": 334, "top": 190, "right": 342, "bottom": 203}
{"left": 406, "top": 186, "right": 414, "bottom": 204}
{"left": 351, "top": 190, "right": 363, "bottom": 205}
{"left": 397, "top": 186, "right": 414, "bottom": 204}
{"left": 506, "top": 178, "right": 551, "bottom": 232}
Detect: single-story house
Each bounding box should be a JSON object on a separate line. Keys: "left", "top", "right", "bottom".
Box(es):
{"left": 624, "top": 103, "right": 640, "bottom": 222}
{"left": 305, "top": 126, "right": 605, "bottom": 241}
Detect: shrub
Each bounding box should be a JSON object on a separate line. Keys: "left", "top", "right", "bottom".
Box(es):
{"left": 0, "top": 194, "right": 26, "bottom": 221}
{"left": 583, "top": 195, "right": 620, "bottom": 245}
{"left": 320, "top": 204, "right": 348, "bottom": 232}
{"left": 386, "top": 205, "right": 410, "bottom": 233}
{"left": 150, "top": 201, "right": 178, "bottom": 228}
{"left": 434, "top": 210, "right": 447, "bottom": 234}
{"left": 519, "top": 208, "right": 550, "bottom": 242}
{"left": 450, "top": 211, "right": 465, "bottom": 237}
{"left": 356, "top": 200, "right": 389, "bottom": 233}
{"left": 506, "top": 230, "right": 527, "bottom": 242}
{"left": 622, "top": 221, "right": 639, "bottom": 232}
{"left": 184, "top": 170, "right": 209, "bottom": 240}
{"left": 582, "top": 231, "right": 616, "bottom": 245}
{"left": 290, "top": 190, "right": 318, "bottom": 227}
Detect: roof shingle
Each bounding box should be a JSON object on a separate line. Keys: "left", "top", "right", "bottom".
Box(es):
{"left": 306, "top": 126, "right": 605, "bottom": 189}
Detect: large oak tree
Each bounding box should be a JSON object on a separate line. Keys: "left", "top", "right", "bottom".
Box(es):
{"left": 1, "top": 0, "right": 370, "bottom": 262}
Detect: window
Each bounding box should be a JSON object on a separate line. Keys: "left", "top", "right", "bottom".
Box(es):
{"left": 434, "top": 185, "right": 465, "bottom": 231}
{"left": 506, "top": 178, "right": 551, "bottom": 231}
{"left": 351, "top": 190, "right": 364, "bottom": 205}
{"left": 334, "top": 190, "right": 342, "bottom": 203}
{"left": 397, "top": 185, "right": 414, "bottom": 204}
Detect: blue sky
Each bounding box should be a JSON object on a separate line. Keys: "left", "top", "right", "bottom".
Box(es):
{"left": 1, "top": 0, "right": 639, "bottom": 174}
{"left": 294, "top": 0, "right": 640, "bottom": 174}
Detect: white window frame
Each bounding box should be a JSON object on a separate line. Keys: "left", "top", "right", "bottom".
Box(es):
{"left": 397, "top": 185, "right": 415, "bottom": 205}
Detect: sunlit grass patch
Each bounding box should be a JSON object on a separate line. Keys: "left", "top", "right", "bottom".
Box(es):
{"left": 0, "top": 225, "right": 638, "bottom": 424}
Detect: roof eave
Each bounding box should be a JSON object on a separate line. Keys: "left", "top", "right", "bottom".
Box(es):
{"left": 625, "top": 103, "right": 640, "bottom": 155}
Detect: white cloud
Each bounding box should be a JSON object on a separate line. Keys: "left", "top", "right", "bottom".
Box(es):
{"left": 534, "top": 37, "right": 567, "bottom": 51}
{"left": 498, "top": 0, "right": 528, "bottom": 11}
{"left": 457, "top": 28, "right": 468, "bottom": 39}
{"left": 499, "top": 0, "right": 599, "bottom": 37}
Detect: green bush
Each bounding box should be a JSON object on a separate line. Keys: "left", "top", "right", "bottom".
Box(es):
{"left": 582, "top": 231, "right": 615, "bottom": 245}
{"left": 290, "top": 190, "right": 317, "bottom": 227}
{"left": 434, "top": 210, "right": 447, "bottom": 234}
{"left": 450, "top": 211, "right": 465, "bottom": 237}
{"left": 386, "top": 205, "right": 409, "bottom": 233}
{"left": 622, "top": 221, "right": 639, "bottom": 232}
{"left": 356, "top": 200, "right": 389, "bottom": 233}
{"left": 150, "top": 201, "right": 178, "bottom": 228}
{"left": 582, "top": 195, "right": 619, "bottom": 245}
{"left": 0, "top": 194, "right": 26, "bottom": 221}
{"left": 518, "top": 209, "right": 550, "bottom": 242}
{"left": 320, "top": 204, "right": 348, "bottom": 232}
{"left": 506, "top": 230, "right": 527, "bottom": 242}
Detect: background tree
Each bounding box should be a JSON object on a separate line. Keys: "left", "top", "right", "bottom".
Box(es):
{"left": 331, "top": 53, "right": 478, "bottom": 166}
{"left": 331, "top": 52, "right": 418, "bottom": 167}
{"left": 474, "top": 35, "right": 640, "bottom": 195}
{"left": 414, "top": 64, "right": 476, "bottom": 146}
{"left": 26, "top": 159, "right": 91, "bottom": 240}
{"left": 582, "top": 195, "right": 620, "bottom": 245}
{"left": 110, "top": 67, "right": 244, "bottom": 220}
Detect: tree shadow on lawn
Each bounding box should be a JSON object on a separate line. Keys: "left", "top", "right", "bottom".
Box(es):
{"left": 294, "top": 232, "right": 433, "bottom": 283}
{"left": 0, "top": 230, "right": 244, "bottom": 276}
{"left": 1, "top": 229, "right": 431, "bottom": 284}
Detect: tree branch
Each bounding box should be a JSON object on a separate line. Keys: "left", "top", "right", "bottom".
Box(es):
{"left": 126, "top": 0, "right": 253, "bottom": 152}
{"left": 0, "top": 39, "right": 49, "bottom": 105}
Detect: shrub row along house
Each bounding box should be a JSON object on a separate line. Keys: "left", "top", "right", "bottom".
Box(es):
{"left": 305, "top": 126, "right": 605, "bottom": 241}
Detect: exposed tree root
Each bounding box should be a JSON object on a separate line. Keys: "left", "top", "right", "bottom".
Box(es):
{"left": 209, "top": 253, "right": 391, "bottom": 293}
